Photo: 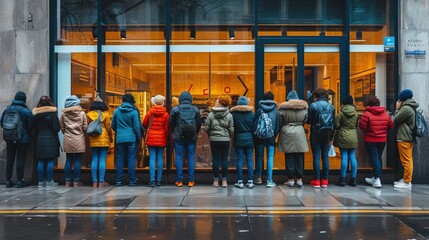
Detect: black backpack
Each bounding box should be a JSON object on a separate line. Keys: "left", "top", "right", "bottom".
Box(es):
{"left": 413, "top": 108, "right": 428, "bottom": 138}
{"left": 177, "top": 105, "right": 197, "bottom": 139}
{"left": 2, "top": 106, "right": 25, "bottom": 141}
{"left": 315, "top": 101, "right": 334, "bottom": 133}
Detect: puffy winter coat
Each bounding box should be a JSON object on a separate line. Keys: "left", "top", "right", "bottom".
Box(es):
{"left": 205, "top": 106, "right": 234, "bottom": 142}
{"left": 253, "top": 100, "right": 280, "bottom": 145}
{"left": 111, "top": 102, "right": 142, "bottom": 144}
{"left": 230, "top": 105, "right": 254, "bottom": 147}
{"left": 278, "top": 100, "right": 309, "bottom": 153}
{"left": 359, "top": 106, "right": 394, "bottom": 142}
{"left": 33, "top": 106, "right": 60, "bottom": 159}
{"left": 333, "top": 104, "right": 359, "bottom": 149}
{"left": 169, "top": 92, "right": 201, "bottom": 142}
{"left": 87, "top": 110, "right": 113, "bottom": 148}
{"left": 60, "top": 106, "right": 87, "bottom": 153}
{"left": 0, "top": 100, "right": 33, "bottom": 143}
{"left": 394, "top": 98, "right": 418, "bottom": 142}
{"left": 143, "top": 105, "right": 169, "bottom": 147}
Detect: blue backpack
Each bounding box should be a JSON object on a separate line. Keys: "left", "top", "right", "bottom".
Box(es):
{"left": 254, "top": 112, "right": 274, "bottom": 139}
{"left": 315, "top": 101, "right": 334, "bottom": 133}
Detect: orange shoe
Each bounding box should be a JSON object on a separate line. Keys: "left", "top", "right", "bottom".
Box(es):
{"left": 188, "top": 181, "right": 195, "bottom": 187}
{"left": 175, "top": 181, "right": 183, "bottom": 187}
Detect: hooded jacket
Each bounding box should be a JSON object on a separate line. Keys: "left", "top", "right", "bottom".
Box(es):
{"left": 230, "top": 105, "right": 254, "bottom": 147}
{"left": 169, "top": 92, "right": 201, "bottom": 142}
{"left": 307, "top": 98, "right": 335, "bottom": 140}
{"left": 253, "top": 100, "right": 280, "bottom": 145}
{"left": 205, "top": 106, "right": 234, "bottom": 142}
{"left": 333, "top": 104, "right": 359, "bottom": 149}
{"left": 33, "top": 106, "right": 60, "bottom": 159}
{"left": 1, "top": 99, "right": 33, "bottom": 143}
{"left": 111, "top": 102, "right": 142, "bottom": 144}
{"left": 87, "top": 110, "right": 113, "bottom": 148}
{"left": 278, "top": 100, "right": 309, "bottom": 153}
{"left": 60, "top": 106, "right": 87, "bottom": 153}
{"left": 143, "top": 105, "right": 169, "bottom": 147}
{"left": 359, "top": 106, "right": 394, "bottom": 142}
{"left": 394, "top": 98, "right": 419, "bottom": 142}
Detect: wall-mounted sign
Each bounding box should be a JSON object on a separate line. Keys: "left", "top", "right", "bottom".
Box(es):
{"left": 384, "top": 36, "right": 395, "bottom": 52}
{"left": 405, "top": 50, "right": 426, "bottom": 59}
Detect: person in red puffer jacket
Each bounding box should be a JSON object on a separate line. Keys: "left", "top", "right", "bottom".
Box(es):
{"left": 143, "top": 95, "right": 169, "bottom": 188}
{"left": 359, "top": 96, "right": 394, "bottom": 188}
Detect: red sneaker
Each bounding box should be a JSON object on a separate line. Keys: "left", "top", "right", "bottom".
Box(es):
{"left": 321, "top": 179, "right": 329, "bottom": 188}
{"left": 310, "top": 179, "right": 321, "bottom": 188}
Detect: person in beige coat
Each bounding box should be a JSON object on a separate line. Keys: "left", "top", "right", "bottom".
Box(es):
{"left": 278, "top": 90, "right": 309, "bottom": 188}
{"left": 60, "top": 95, "right": 87, "bottom": 187}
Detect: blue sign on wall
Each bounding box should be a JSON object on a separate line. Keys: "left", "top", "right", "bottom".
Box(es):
{"left": 384, "top": 36, "right": 395, "bottom": 52}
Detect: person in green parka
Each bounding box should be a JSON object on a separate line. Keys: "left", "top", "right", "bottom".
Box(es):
{"left": 333, "top": 95, "right": 359, "bottom": 187}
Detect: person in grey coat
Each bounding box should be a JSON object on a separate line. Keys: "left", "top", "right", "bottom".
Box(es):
{"left": 205, "top": 96, "right": 234, "bottom": 188}
{"left": 230, "top": 96, "right": 255, "bottom": 189}
{"left": 278, "top": 90, "right": 309, "bottom": 188}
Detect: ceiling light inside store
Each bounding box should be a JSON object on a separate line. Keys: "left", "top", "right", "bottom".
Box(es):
{"left": 190, "top": 27, "right": 196, "bottom": 40}
{"left": 228, "top": 28, "right": 235, "bottom": 40}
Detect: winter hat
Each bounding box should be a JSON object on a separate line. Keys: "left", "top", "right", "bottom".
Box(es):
{"left": 14, "top": 91, "right": 27, "bottom": 103}
{"left": 287, "top": 90, "right": 299, "bottom": 100}
{"left": 399, "top": 89, "right": 413, "bottom": 101}
{"left": 341, "top": 95, "right": 354, "bottom": 105}
{"left": 151, "top": 95, "right": 166, "bottom": 106}
{"left": 122, "top": 94, "right": 135, "bottom": 104}
{"left": 237, "top": 96, "right": 249, "bottom": 105}
{"left": 64, "top": 95, "right": 81, "bottom": 108}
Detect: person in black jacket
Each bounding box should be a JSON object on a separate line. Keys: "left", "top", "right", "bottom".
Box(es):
{"left": 0, "top": 91, "right": 33, "bottom": 188}
{"left": 231, "top": 96, "right": 255, "bottom": 189}
{"left": 33, "top": 96, "right": 61, "bottom": 188}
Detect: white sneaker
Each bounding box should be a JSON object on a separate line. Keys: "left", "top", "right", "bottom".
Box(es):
{"left": 284, "top": 179, "right": 295, "bottom": 187}
{"left": 45, "top": 181, "right": 58, "bottom": 187}
{"left": 296, "top": 179, "right": 303, "bottom": 188}
{"left": 246, "top": 182, "right": 254, "bottom": 189}
{"left": 234, "top": 182, "right": 244, "bottom": 189}
{"left": 372, "top": 178, "right": 382, "bottom": 188}
{"left": 393, "top": 179, "right": 404, "bottom": 185}
{"left": 394, "top": 181, "right": 412, "bottom": 189}
{"left": 38, "top": 181, "right": 45, "bottom": 188}
{"left": 365, "top": 177, "right": 375, "bottom": 185}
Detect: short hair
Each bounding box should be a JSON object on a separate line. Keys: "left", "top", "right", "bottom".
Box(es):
{"left": 90, "top": 101, "right": 108, "bottom": 111}
{"left": 312, "top": 88, "right": 329, "bottom": 99}
{"left": 122, "top": 94, "right": 135, "bottom": 104}
{"left": 37, "top": 96, "right": 55, "bottom": 107}
{"left": 366, "top": 96, "right": 380, "bottom": 106}
{"left": 217, "top": 95, "right": 231, "bottom": 107}
{"left": 263, "top": 91, "right": 274, "bottom": 100}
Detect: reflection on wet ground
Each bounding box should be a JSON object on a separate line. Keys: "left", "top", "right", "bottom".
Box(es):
{"left": 1, "top": 184, "right": 429, "bottom": 239}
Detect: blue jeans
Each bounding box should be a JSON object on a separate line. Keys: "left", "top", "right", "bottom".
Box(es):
{"left": 365, "top": 142, "right": 386, "bottom": 178}
{"left": 91, "top": 147, "right": 109, "bottom": 183}
{"left": 115, "top": 142, "right": 137, "bottom": 184}
{"left": 174, "top": 140, "right": 196, "bottom": 182}
{"left": 235, "top": 146, "right": 254, "bottom": 182}
{"left": 210, "top": 141, "right": 230, "bottom": 179}
{"left": 148, "top": 146, "right": 165, "bottom": 182}
{"left": 38, "top": 158, "right": 54, "bottom": 182}
{"left": 65, "top": 153, "right": 82, "bottom": 182}
{"left": 255, "top": 144, "right": 275, "bottom": 181}
{"left": 339, "top": 148, "right": 357, "bottom": 178}
{"left": 310, "top": 134, "right": 330, "bottom": 180}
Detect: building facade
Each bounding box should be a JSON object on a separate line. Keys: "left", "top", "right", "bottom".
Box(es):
{"left": 1, "top": 0, "right": 428, "bottom": 183}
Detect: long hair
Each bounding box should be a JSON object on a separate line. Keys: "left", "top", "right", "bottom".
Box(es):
{"left": 37, "top": 96, "right": 55, "bottom": 107}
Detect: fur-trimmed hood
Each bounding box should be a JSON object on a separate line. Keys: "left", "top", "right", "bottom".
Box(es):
{"left": 278, "top": 100, "right": 308, "bottom": 110}
{"left": 230, "top": 105, "right": 254, "bottom": 113}
{"left": 33, "top": 106, "right": 57, "bottom": 115}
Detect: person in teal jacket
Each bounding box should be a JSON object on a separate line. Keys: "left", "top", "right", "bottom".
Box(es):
{"left": 111, "top": 94, "right": 142, "bottom": 186}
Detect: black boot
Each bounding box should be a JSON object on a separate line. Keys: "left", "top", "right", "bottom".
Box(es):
{"left": 335, "top": 177, "right": 345, "bottom": 187}
{"left": 349, "top": 178, "right": 357, "bottom": 187}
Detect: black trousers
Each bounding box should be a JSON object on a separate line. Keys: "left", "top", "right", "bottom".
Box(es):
{"left": 285, "top": 152, "right": 304, "bottom": 179}
{"left": 6, "top": 141, "right": 29, "bottom": 181}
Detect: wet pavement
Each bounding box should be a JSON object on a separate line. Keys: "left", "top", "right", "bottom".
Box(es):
{"left": 1, "top": 183, "right": 429, "bottom": 239}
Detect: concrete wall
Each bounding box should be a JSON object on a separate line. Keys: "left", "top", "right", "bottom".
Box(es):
{"left": 0, "top": 0, "right": 49, "bottom": 183}
{"left": 400, "top": 0, "right": 429, "bottom": 183}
